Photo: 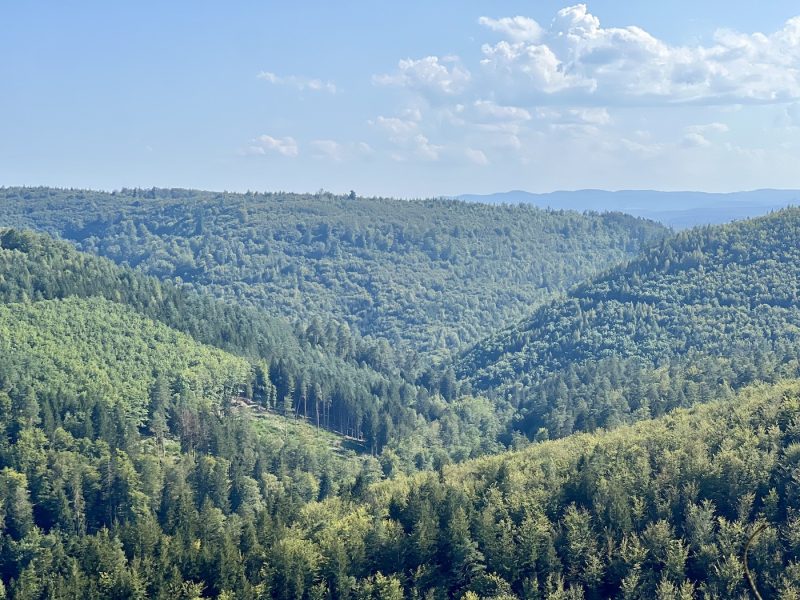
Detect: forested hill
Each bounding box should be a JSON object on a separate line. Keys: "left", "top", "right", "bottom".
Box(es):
{"left": 0, "top": 283, "right": 379, "bottom": 599}
{"left": 0, "top": 229, "right": 431, "bottom": 454}
{"left": 457, "top": 208, "right": 800, "bottom": 439}
{"left": 317, "top": 379, "right": 800, "bottom": 599}
{"left": 0, "top": 187, "right": 666, "bottom": 357}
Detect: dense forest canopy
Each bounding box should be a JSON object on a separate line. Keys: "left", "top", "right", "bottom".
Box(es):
{"left": 0, "top": 297, "right": 250, "bottom": 427}
{"left": 0, "top": 229, "right": 508, "bottom": 468}
{"left": 0, "top": 187, "right": 666, "bottom": 359}
{"left": 456, "top": 208, "right": 800, "bottom": 440}
{"left": 3, "top": 323, "right": 800, "bottom": 599}
{"left": 2, "top": 188, "right": 800, "bottom": 599}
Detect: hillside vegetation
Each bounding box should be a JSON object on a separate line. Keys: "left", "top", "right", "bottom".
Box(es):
{"left": 0, "top": 297, "right": 250, "bottom": 427}
{"left": 0, "top": 229, "right": 513, "bottom": 466}
{"left": 0, "top": 230, "right": 417, "bottom": 445}
{"left": 306, "top": 379, "right": 800, "bottom": 599}
{"left": 4, "top": 333, "right": 800, "bottom": 598}
{"left": 0, "top": 187, "right": 666, "bottom": 358}
{"left": 4, "top": 190, "right": 800, "bottom": 598}
{"left": 457, "top": 208, "right": 800, "bottom": 439}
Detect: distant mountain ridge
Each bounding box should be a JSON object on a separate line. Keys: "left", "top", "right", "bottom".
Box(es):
{"left": 457, "top": 188, "right": 800, "bottom": 228}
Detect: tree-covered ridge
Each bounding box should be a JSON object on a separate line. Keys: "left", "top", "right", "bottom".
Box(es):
{"left": 456, "top": 208, "right": 800, "bottom": 439}
{"left": 0, "top": 229, "right": 426, "bottom": 451}
{"left": 0, "top": 297, "right": 250, "bottom": 426}
{"left": 0, "top": 186, "right": 666, "bottom": 357}
{"left": 334, "top": 379, "right": 800, "bottom": 599}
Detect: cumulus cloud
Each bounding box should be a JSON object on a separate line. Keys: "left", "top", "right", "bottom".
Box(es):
{"left": 680, "top": 122, "right": 730, "bottom": 148}
{"left": 368, "top": 114, "right": 443, "bottom": 162}
{"left": 413, "top": 135, "right": 442, "bottom": 161}
{"left": 681, "top": 132, "right": 712, "bottom": 148}
{"left": 686, "top": 122, "right": 730, "bottom": 134}
{"left": 476, "top": 5, "right": 800, "bottom": 106}
{"left": 257, "top": 71, "right": 337, "bottom": 94}
{"left": 478, "top": 16, "right": 543, "bottom": 42}
{"left": 245, "top": 135, "right": 299, "bottom": 157}
{"left": 473, "top": 100, "right": 532, "bottom": 122}
{"left": 373, "top": 56, "right": 471, "bottom": 95}
{"left": 362, "top": 4, "right": 800, "bottom": 168}
{"left": 373, "top": 4, "right": 800, "bottom": 111}
{"left": 369, "top": 115, "right": 420, "bottom": 137}
{"left": 537, "top": 107, "right": 611, "bottom": 126}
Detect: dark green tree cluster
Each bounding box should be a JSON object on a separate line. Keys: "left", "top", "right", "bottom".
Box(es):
{"left": 0, "top": 291, "right": 379, "bottom": 599}
{"left": 4, "top": 330, "right": 800, "bottom": 598}
{"left": 305, "top": 379, "right": 800, "bottom": 599}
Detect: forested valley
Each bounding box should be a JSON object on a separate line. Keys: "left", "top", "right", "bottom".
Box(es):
{"left": 0, "top": 187, "right": 798, "bottom": 598}
{"left": 0, "top": 187, "right": 665, "bottom": 360}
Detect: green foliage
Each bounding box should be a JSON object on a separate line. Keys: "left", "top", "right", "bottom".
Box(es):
{"left": 0, "top": 228, "right": 430, "bottom": 453}
{"left": 0, "top": 297, "right": 249, "bottom": 426}
{"left": 0, "top": 186, "right": 665, "bottom": 359}
{"left": 459, "top": 208, "right": 800, "bottom": 438}
{"left": 5, "top": 187, "right": 800, "bottom": 598}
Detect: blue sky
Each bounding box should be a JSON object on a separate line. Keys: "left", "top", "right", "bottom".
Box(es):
{"left": 3, "top": 1, "right": 800, "bottom": 197}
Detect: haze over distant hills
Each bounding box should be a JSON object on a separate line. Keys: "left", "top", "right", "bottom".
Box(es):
{"left": 458, "top": 189, "right": 800, "bottom": 228}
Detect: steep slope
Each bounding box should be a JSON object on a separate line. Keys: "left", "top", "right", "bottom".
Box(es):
{"left": 0, "top": 298, "right": 375, "bottom": 599}
{"left": 0, "top": 229, "right": 424, "bottom": 451}
{"left": 0, "top": 186, "right": 666, "bottom": 357}
{"left": 5, "top": 360, "right": 800, "bottom": 597}
{"left": 324, "top": 378, "right": 800, "bottom": 599}
{"left": 0, "top": 297, "right": 250, "bottom": 427}
{"left": 457, "top": 208, "right": 800, "bottom": 438}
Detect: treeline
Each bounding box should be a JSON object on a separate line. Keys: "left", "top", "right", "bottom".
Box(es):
{"left": 0, "top": 186, "right": 666, "bottom": 359}
{"left": 457, "top": 208, "right": 800, "bottom": 440}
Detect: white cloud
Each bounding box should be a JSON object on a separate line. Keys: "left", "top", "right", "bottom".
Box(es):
{"left": 356, "top": 142, "right": 375, "bottom": 155}
{"left": 618, "top": 137, "right": 665, "bottom": 158}
{"left": 537, "top": 107, "right": 611, "bottom": 126}
{"left": 413, "top": 135, "right": 442, "bottom": 161}
{"left": 478, "top": 16, "right": 543, "bottom": 42}
{"left": 681, "top": 132, "right": 712, "bottom": 148}
{"left": 374, "top": 56, "right": 471, "bottom": 95}
{"left": 355, "top": 5, "right": 800, "bottom": 176}
{"left": 680, "top": 122, "right": 730, "bottom": 148}
{"left": 476, "top": 4, "right": 800, "bottom": 106}
{"left": 686, "top": 122, "right": 730, "bottom": 134}
{"left": 480, "top": 40, "right": 590, "bottom": 95}
{"left": 245, "top": 135, "right": 299, "bottom": 157}
{"left": 257, "top": 71, "right": 337, "bottom": 94}
{"left": 370, "top": 115, "right": 419, "bottom": 137}
{"left": 369, "top": 114, "right": 443, "bottom": 162}
{"left": 473, "top": 100, "right": 532, "bottom": 122}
